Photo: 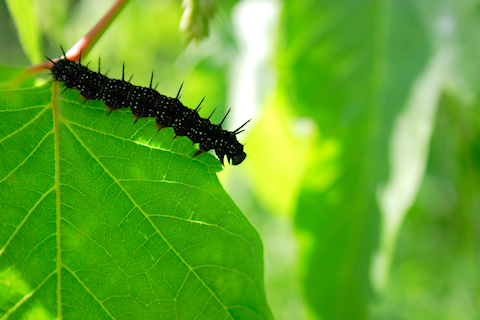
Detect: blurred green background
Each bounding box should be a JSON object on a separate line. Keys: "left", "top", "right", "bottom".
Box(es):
{"left": 2, "top": 0, "right": 480, "bottom": 319}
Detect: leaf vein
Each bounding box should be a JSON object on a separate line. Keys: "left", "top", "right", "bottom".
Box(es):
{"left": 62, "top": 265, "right": 116, "bottom": 319}
{"left": 0, "top": 186, "right": 55, "bottom": 257}
{"left": 0, "top": 105, "right": 50, "bottom": 144}
{"left": 0, "top": 270, "right": 56, "bottom": 320}
{"left": 0, "top": 130, "right": 54, "bottom": 183}
{"left": 63, "top": 116, "right": 235, "bottom": 319}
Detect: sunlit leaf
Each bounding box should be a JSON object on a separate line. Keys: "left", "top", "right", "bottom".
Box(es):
{"left": 0, "top": 82, "right": 273, "bottom": 319}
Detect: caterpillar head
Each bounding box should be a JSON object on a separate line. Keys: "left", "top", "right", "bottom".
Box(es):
{"left": 215, "top": 131, "right": 246, "bottom": 166}
{"left": 229, "top": 150, "right": 247, "bottom": 166}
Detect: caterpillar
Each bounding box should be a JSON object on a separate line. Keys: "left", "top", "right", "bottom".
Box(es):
{"left": 48, "top": 53, "right": 248, "bottom": 165}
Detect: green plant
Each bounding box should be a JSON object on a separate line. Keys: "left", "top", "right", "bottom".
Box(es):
{"left": 0, "top": 0, "right": 272, "bottom": 319}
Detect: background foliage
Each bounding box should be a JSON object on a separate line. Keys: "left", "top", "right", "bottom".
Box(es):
{"left": 1, "top": 0, "right": 480, "bottom": 319}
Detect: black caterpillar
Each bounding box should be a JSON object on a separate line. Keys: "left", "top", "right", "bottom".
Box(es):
{"left": 48, "top": 54, "right": 248, "bottom": 165}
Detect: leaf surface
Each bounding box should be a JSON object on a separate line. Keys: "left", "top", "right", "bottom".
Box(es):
{"left": 0, "top": 81, "right": 272, "bottom": 320}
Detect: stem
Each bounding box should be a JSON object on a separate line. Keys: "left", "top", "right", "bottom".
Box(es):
{"left": 28, "top": 0, "right": 130, "bottom": 73}
{"left": 66, "top": 0, "right": 130, "bottom": 62}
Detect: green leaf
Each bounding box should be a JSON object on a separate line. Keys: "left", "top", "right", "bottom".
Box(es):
{"left": 277, "top": 0, "right": 430, "bottom": 319}
{"left": 0, "top": 82, "right": 273, "bottom": 319}
{"left": 4, "top": 0, "right": 42, "bottom": 64}
{"left": 0, "top": 66, "right": 36, "bottom": 89}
